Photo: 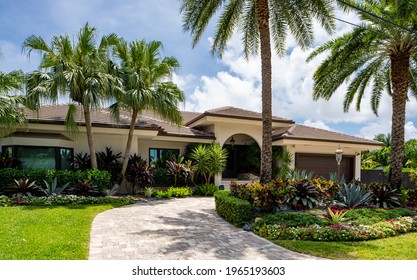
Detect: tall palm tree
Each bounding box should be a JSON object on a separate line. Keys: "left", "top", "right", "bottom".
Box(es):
{"left": 0, "top": 69, "right": 26, "bottom": 131}
{"left": 22, "top": 23, "right": 119, "bottom": 168}
{"left": 308, "top": 0, "right": 417, "bottom": 188}
{"left": 179, "top": 0, "right": 335, "bottom": 182}
{"left": 111, "top": 39, "right": 184, "bottom": 176}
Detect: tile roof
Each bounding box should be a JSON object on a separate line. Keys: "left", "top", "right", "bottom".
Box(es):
{"left": 22, "top": 105, "right": 214, "bottom": 139}
{"left": 185, "top": 106, "right": 294, "bottom": 126}
{"left": 273, "top": 124, "right": 383, "bottom": 146}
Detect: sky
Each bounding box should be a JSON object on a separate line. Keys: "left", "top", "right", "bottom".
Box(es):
{"left": 1, "top": 0, "right": 417, "bottom": 141}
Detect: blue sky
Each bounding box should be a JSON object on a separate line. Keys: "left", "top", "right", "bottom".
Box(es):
{"left": 1, "top": 0, "right": 417, "bottom": 140}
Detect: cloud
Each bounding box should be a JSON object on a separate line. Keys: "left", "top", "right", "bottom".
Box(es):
{"left": 405, "top": 122, "right": 417, "bottom": 141}
{"left": 303, "top": 119, "right": 333, "bottom": 131}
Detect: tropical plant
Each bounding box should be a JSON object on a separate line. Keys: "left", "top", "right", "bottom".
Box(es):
{"left": 374, "top": 133, "right": 392, "bottom": 147}
{"left": 335, "top": 182, "right": 373, "bottom": 209}
{"left": 190, "top": 143, "right": 228, "bottom": 184}
{"left": 71, "top": 152, "right": 92, "bottom": 171}
{"left": 193, "top": 183, "right": 219, "bottom": 196}
{"left": 324, "top": 207, "right": 348, "bottom": 225}
{"left": 166, "top": 155, "right": 192, "bottom": 187}
{"left": 179, "top": 0, "right": 335, "bottom": 183}
{"left": 70, "top": 180, "right": 101, "bottom": 197}
{"left": 124, "top": 154, "right": 154, "bottom": 194}
{"left": 366, "top": 183, "right": 401, "bottom": 209}
{"left": 110, "top": 39, "right": 184, "bottom": 176}
{"left": 0, "top": 153, "right": 20, "bottom": 169}
{"left": 12, "top": 179, "right": 37, "bottom": 196}
{"left": 144, "top": 187, "right": 157, "bottom": 198}
{"left": 22, "top": 22, "right": 119, "bottom": 168}
{"left": 287, "top": 179, "right": 319, "bottom": 209}
{"left": 308, "top": 0, "right": 417, "bottom": 189}
{"left": 289, "top": 169, "right": 315, "bottom": 180}
{"left": 273, "top": 147, "right": 293, "bottom": 179}
{"left": 38, "top": 177, "right": 71, "bottom": 196}
{"left": 0, "top": 66, "right": 27, "bottom": 131}
{"left": 96, "top": 147, "right": 122, "bottom": 185}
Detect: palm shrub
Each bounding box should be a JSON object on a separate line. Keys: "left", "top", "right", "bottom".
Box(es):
{"left": 287, "top": 179, "right": 319, "bottom": 209}
{"left": 193, "top": 183, "right": 218, "bottom": 196}
{"left": 72, "top": 152, "right": 92, "bottom": 171}
{"left": 335, "top": 182, "right": 373, "bottom": 209}
{"left": 190, "top": 143, "right": 227, "bottom": 184}
{"left": 125, "top": 154, "right": 154, "bottom": 194}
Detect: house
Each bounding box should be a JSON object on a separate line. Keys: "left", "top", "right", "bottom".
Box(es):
{"left": 0, "top": 105, "right": 383, "bottom": 184}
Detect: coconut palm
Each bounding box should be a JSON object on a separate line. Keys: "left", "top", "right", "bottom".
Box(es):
{"left": 0, "top": 69, "right": 26, "bottom": 131}
{"left": 308, "top": 0, "right": 417, "bottom": 188}
{"left": 179, "top": 0, "right": 335, "bottom": 182}
{"left": 22, "top": 23, "right": 119, "bottom": 168}
{"left": 111, "top": 39, "right": 184, "bottom": 176}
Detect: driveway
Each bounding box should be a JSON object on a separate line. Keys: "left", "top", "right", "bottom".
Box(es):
{"left": 89, "top": 197, "right": 320, "bottom": 260}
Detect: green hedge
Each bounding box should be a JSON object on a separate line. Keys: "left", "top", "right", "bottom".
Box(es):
{"left": 214, "top": 190, "right": 253, "bottom": 227}
{"left": 0, "top": 168, "right": 111, "bottom": 193}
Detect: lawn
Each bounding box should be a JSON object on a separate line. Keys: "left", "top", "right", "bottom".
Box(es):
{"left": 274, "top": 233, "right": 417, "bottom": 260}
{"left": 0, "top": 204, "right": 121, "bottom": 260}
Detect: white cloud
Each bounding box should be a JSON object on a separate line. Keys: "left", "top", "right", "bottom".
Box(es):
{"left": 303, "top": 119, "right": 333, "bottom": 131}
{"left": 405, "top": 122, "right": 417, "bottom": 141}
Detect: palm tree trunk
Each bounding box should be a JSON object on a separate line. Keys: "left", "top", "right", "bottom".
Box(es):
{"left": 256, "top": 0, "right": 273, "bottom": 183}
{"left": 83, "top": 104, "right": 98, "bottom": 168}
{"left": 389, "top": 52, "right": 410, "bottom": 189}
{"left": 121, "top": 110, "right": 138, "bottom": 176}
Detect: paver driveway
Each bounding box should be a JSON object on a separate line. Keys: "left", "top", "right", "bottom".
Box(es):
{"left": 89, "top": 197, "right": 320, "bottom": 260}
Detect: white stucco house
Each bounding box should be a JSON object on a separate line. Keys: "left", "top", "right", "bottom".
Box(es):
{"left": 0, "top": 105, "right": 382, "bottom": 185}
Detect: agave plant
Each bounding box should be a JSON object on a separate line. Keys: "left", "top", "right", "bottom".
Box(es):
{"left": 336, "top": 182, "right": 373, "bottom": 209}
{"left": 38, "top": 177, "right": 71, "bottom": 196}
{"left": 287, "top": 179, "right": 319, "bottom": 209}
{"left": 289, "top": 169, "right": 315, "bottom": 180}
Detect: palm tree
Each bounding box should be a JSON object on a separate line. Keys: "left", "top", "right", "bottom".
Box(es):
{"left": 308, "top": 0, "right": 417, "bottom": 188}
{"left": 0, "top": 68, "right": 26, "bottom": 131}
{"left": 179, "top": 0, "right": 335, "bottom": 182}
{"left": 111, "top": 39, "right": 184, "bottom": 176}
{"left": 374, "top": 133, "right": 392, "bottom": 147}
{"left": 22, "top": 23, "right": 119, "bottom": 168}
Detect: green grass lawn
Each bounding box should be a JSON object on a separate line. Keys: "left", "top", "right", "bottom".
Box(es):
{"left": 274, "top": 233, "right": 417, "bottom": 260}
{"left": 0, "top": 204, "right": 121, "bottom": 260}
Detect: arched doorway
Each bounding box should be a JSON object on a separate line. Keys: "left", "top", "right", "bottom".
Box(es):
{"left": 222, "top": 134, "right": 260, "bottom": 180}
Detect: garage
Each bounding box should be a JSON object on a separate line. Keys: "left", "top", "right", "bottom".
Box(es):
{"left": 295, "top": 153, "right": 354, "bottom": 181}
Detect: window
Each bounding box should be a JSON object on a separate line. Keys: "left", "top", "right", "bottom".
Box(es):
{"left": 2, "top": 145, "right": 74, "bottom": 170}
{"left": 149, "top": 148, "right": 180, "bottom": 167}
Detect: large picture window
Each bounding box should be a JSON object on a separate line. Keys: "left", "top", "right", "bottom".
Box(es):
{"left": 2, "top": 145, "right": 74, "bottom": 170}
{"left": 149, "top": 148, "right": 179, "bottom": 167}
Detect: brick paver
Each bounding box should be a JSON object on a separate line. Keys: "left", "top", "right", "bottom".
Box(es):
{"left": 89, "top": 197, "right": 321, "bottom": 260}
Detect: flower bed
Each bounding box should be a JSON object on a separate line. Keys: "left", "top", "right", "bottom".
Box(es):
{"left": 256, "top": 216, "right": 417, "bottom": 242}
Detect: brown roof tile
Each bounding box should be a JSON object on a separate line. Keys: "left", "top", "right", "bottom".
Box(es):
{"left": 185, "top": 106, "right": 294, "bottom": 126}
{"left": 273, "top": 124, "right": 383, "bottom": 146}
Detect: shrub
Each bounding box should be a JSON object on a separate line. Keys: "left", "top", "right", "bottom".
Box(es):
{"left": 0, "top": 195, "right": 12, "bottom": 207}
{"left": 11, "top": 179, "right": 38, "bottom": 196}
{"left": 69, "top": 180, "right": 101, "bottom": 197}
{"left": 335, "top": 182, "right": 373, "bottom": 208}
{"left": 193, "top": 183, "right": 219, "bottom": 196}
{"left": 125, "top": 154, "right": 154, "bottom": 194}
{"left": 166, "top": 156, "right": 194, "bottom": 186}
{"left": 153, "top": 167, "right": 172, "bottom": 186}
{"left": 344, "top": 208, "right": 417, "bottom": 226}
{"left": 144, "top": 187, "right": 157, "bottom": 198}
{"left": 167, "top": 186, "right": 193, "bottom": 198}
{"left": 287, "top": 179, "right": 319, "bottom": 209}
{"left": 310, "top": 178, "right": 340, "bottom": 200}
{"left": 257, "top": 216, "right": 417, "bottom": 242}
{"left": 155, "top": 190, "right": 172, "bottom": 199}
{"left": 324, "top": 207, "right": 349, "bottom": 224}
{"left": 190, "top": 143, "right": 227, "bottom": 184}
{"left": 71, "top": 152, "right": 91, "bottom": 171}
{"left": 4, "top": 194, "right": 135, "bottom": 206}
{"left": 253, "top": 211, "right": 328, "bottom": 231}
{"left": 257, "top": 180, "right": 292, "bottom": 212}
{"left": 214, "top": 190, "right": 253, "bottom": 227}
{"left": 96, "top": 147, "right": 122, "bottom": 186}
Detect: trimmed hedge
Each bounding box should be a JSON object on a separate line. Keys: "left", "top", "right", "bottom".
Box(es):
{"left": 214, "top": 190, "right": 253, "bottom": 227}
{"left": 0, "top": 168, "right": 111, "bottom": 194}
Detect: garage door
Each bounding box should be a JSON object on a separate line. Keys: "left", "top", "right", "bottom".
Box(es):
{"left": 295, "top": 153, "right": 354, "bottom": 181}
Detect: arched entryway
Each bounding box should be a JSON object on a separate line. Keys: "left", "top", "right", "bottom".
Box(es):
{"left": 222, "top": 134, "right": 260, "bottom": 180}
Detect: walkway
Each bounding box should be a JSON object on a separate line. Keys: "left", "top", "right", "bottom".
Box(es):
{"left": 89, "top": 197, "right": 320, "bottom": 260}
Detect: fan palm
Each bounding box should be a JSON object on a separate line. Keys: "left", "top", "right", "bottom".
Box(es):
{"left": 179, "top": 0, "right": 335, "bottom": 182}
{"left": 111, "top": 39, "right": 184, "bottom": 176}
{"left": 308, "top": 0, "right": 417, "bottom": 188}
{"left": 0, "top": 69, "right": 26, "bottom": 131}
{"left": 22, "top": 22, "right": 119, "bottom": 168}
